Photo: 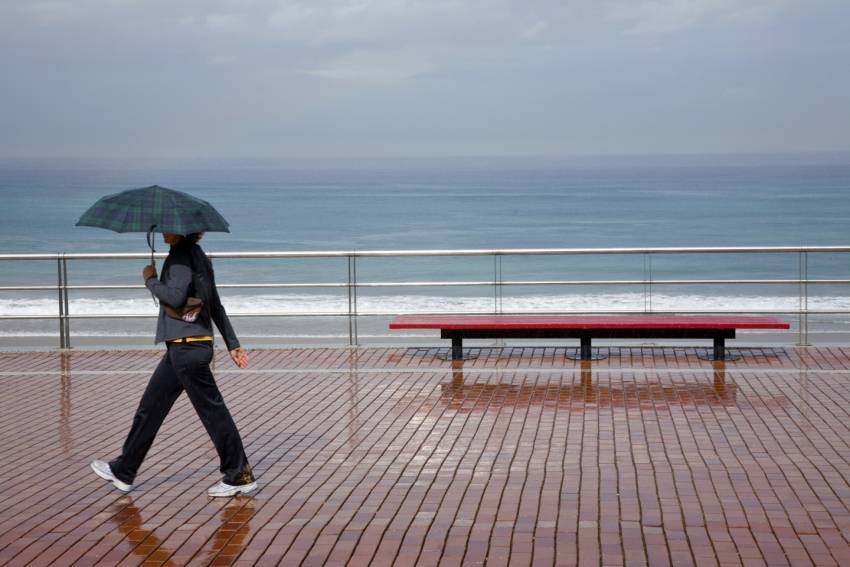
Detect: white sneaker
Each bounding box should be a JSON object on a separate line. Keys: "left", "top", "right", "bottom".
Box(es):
{"left": 207, "top": 480, "right": 258, "bottom": 497}
{"left": 90, "top": 460, "right": 133, "bottom": 493}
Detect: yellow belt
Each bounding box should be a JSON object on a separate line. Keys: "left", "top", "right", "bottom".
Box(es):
{"left": 168, "top": 335, "right": 214, "bottom": 343}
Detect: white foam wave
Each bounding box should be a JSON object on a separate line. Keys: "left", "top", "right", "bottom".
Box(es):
{"left": 2, "top": 292, "right": 849, "bottom": 317}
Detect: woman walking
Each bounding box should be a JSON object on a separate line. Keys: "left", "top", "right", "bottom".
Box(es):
{"left": 91, "top": 232, "right": 256, "bottom": 497}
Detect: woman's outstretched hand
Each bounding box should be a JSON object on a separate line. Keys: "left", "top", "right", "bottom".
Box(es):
{"left": 230, "top": 347, "right": 249, "bottom": 369}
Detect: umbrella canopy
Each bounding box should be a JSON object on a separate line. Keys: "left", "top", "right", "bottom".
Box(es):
{"left": 76, "top": 185, "right": 230, "bottom": 235}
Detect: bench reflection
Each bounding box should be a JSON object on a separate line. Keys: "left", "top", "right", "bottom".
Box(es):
{"left": 441, "top": 360, "right": 740, "bottom": 411}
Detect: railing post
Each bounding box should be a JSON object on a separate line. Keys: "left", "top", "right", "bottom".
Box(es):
{"left": 494, "top": 254, "right": 503, "bottom": 314}
{"left": 57, "top": 255, "right": 65, "bottom": 349}
{"left": 347, "top": 254, "right": 358, "bottom": 346}
{"left": 57, "top": 254, "right": 71, "bottom": 349}
{"left": 64, "top": 255, "right": 71, "bottom": 348}
{"left": 644, "top": 254, "right": 653, "bottom": 312}
{"left": 798, "top": 251, "right": 809, "bottom": 346}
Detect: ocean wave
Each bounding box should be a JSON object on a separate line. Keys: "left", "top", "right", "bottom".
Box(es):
{"left": 3, "top": 292, "right": 849, "bottom": 317}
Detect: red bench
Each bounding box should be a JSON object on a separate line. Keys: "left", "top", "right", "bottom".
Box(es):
{"left": 389, "top": 314, "right": 790, "bottom": 361}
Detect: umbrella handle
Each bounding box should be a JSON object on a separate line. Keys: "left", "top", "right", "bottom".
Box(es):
{"left": 146, "top": 224, "right": 158, "bottom": 305}
{"left": 146, "top": 224, "right": 157, "bottom": 268}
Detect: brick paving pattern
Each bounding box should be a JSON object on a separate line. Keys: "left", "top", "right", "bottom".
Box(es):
{"left": 1, "top": 346, "right": 850, "bottom": 565}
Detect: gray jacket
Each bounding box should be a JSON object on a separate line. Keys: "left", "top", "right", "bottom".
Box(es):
{"left": 145, "top": 243, "right": 241, "bottom": 350}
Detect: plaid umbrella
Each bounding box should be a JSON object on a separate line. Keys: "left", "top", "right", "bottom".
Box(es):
{"left": 76, "top": 185, "right": 230, "bottom": 267}
{"left": 77, "top": 185, "right": 229, "bottom": 235}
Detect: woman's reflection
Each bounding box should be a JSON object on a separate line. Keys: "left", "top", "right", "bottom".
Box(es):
{"left": 107, "top": 495, "right": 255, "bottom": 564}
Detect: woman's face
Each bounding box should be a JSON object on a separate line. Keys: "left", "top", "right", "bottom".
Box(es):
{"left": 163, "top": 233, "right": 183, "bottom": 245}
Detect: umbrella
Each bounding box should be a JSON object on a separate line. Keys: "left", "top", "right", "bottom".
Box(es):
{"left": 76, "top": 185, "right": 230, "bottom": 266}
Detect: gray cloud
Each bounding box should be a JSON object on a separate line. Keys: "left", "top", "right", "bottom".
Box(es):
{"left": 1, "top": 0, "right": 848, "bottom": 158}
{"left": 603, "top": 0, "right": 789, "bottom": 34}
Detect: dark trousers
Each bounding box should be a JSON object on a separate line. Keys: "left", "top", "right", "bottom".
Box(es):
{"left": 110, "top": 341, "right": 253, "bottom": 486}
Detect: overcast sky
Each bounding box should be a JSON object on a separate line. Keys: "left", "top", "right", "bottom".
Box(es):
{"left": 1, "top": 0, "right": 848, "bottom": 160}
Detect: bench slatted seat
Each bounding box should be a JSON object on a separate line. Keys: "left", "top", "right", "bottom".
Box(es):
{"left": 389, "top": 314, "right": 790, "bottom": 361}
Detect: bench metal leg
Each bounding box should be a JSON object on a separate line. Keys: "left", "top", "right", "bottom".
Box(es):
{"left": 452, "top": 337, "right": 463, "bottom": 361}
{"left": 580, "top": 337, "right": 592, "bottom": 360}
{"left": 713, "top": 337, "right": 724, "bottom": 361}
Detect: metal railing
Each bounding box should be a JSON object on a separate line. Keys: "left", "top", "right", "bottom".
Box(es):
{"left": 2, "top": 246, "right": 849, "bottom": 349}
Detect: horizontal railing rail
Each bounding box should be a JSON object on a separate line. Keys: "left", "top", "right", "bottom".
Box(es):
{"left": 2, "top": 246, "right": 849, "bottom": 349}
{"left": 5, "top": 244, "right": 850, "bottom": 261}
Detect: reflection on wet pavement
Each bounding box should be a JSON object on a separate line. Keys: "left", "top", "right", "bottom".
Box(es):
{"left": 439, "top": 360, "right": 749, "bottom": 412}
{"left": 0, "top": 347, "right": 844, "bottom": 565}
{"left": 107, "top": 496, "right": 255, "bottom": 564}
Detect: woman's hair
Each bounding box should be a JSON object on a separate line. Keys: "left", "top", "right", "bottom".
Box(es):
{"left": 185, "top": 233, "right": 204, "bottom": 244}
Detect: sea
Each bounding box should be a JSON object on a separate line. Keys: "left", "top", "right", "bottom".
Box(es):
{"left": 2, "top": 153, "right": 850, "bottom": 348}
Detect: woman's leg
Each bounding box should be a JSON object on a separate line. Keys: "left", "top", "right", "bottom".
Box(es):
{"left": 109, "top": 349, "right": 184, "bottom": 484}
{"left": 171, "top": 342, "right": 254, "bottom": 485}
